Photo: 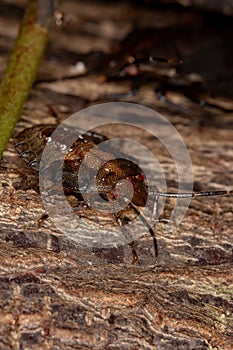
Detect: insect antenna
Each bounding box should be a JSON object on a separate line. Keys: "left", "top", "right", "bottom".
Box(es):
{"left": 150, "top": 190, "right": 228, "bottom": 230}
{"left": 111, "top": 201, "right": 158, "bottom": 260}
{"left": 152, "top": 190, "right": 228, "bottom": 198}
{"left": 130, "top": 203, "right": 158, "bottom": 257}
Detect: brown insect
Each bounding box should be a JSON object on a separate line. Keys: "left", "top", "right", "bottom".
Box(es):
{"left": 15, "top": 124, "right": 227, "bottom": 259}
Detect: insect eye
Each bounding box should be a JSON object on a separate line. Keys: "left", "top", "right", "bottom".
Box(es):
{"left": 136, "top": 174, "right": 144, "bottom": 182}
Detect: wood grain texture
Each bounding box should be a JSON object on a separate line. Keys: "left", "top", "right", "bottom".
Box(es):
{"left": 0, "top": 1, "right": 232, "bottom": 349}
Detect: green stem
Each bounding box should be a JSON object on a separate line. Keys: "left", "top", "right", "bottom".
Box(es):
{"left": 0, "top": 0, "right": 53, "bottom": 158}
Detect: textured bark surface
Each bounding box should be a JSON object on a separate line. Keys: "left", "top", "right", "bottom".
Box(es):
{"left": 0, "top": 1, "right": 233, "bottom": 349}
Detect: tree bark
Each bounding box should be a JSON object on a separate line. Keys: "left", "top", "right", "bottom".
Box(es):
{"left": 0, "top": 1, "right": 232, "bottom": 349}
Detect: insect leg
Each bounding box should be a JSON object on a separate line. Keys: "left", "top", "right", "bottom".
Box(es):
{"left": 116, "top": 214, "right": 140, "bottom": 264}
{"left": 38, "top": 213, "right": 49, "bottom": 227}
{"left": 111, "top": 201, "right": 140, "bottom": 264}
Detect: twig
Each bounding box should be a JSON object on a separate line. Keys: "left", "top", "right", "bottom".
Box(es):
{"left": 0, "top": 0, "right": 56, "bottom": 158}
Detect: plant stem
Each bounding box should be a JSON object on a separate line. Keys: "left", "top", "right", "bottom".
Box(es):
{"left": 0, "top": 0, "right": 54, "bottom": 158}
